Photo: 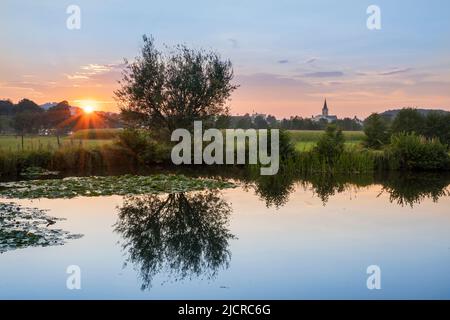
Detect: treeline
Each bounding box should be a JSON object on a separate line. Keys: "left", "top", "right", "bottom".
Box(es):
{"left": 364, "top": 108, "right": 450, "bottom": 149}
{"left": 0, "top": 99, "right": 122, "bottom": 135}
{"left": 213, "top": 114, "right": 363, "bottom": 131}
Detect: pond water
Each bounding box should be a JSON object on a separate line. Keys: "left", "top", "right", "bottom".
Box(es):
{"left": 1, "top": 173, "right": 450, "bottom": 299}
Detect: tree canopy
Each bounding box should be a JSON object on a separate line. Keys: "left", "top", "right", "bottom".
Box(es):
{"left": 115, "top": 35, "right": 237, "bottom": 133}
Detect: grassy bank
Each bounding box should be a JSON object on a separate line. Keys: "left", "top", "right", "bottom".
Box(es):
{"left": 0, "top": 129, "right": 448, "bottom": 179}
{"left": 0, "top": 144, "right": 138, "bottom": 178}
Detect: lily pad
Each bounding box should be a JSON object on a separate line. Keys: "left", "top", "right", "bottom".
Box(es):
{"left": 0, "top": 202, "right": 83, "bottom": 253}
{"left": 20, "top": 166, "right": 60, "bottom": 179}
{"left": 0, "top": 174, "right": 236, "bottom": 199}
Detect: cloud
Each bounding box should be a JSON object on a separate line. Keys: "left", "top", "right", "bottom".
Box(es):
{"left": 236, "top": 73, "right": 302, "bottom": 86}
{"left": 66, "top": 74, "right": 89, "bottom": 80}
{"left": 379, "top": 68, "right": 412, "bottom": 76}
{"left": 81, "top": 64, "right": 112, "bottom": 73}
{"left": 303, "top": 71, "right": 344, "bottom": 78}
{"left": 66, "top": 62, "right": 124, "bottom": 81}
{"left": 278, "top": 59, "right": 289, "bottom": 64}
{"left": 305, "top": 57, "right": 317, "bottom": 64}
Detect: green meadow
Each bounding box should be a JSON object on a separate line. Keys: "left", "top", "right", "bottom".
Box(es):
{"left": 0, "top": 135, "right": 113, "bottom": 151}
{"left": 287, "top": 130, "right": 365, "bottom": 151}
{"left": 0, "top": 129, "right": 366, "bottom": 152}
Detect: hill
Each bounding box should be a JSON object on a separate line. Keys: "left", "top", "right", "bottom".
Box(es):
{"left": 380, "top": 108, "right": 449, "bottom": 120}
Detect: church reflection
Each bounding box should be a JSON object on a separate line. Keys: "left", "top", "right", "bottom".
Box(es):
{"left": 114, "top": 190, "right": 234, "bottom": 290}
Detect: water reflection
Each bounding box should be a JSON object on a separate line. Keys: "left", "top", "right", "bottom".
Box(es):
{"left": 377, "top": 172, "right": 450, "bottom": 207}
{"left": 114, "top": 190, "right": 234, "bottom": 290}
{"left": 244, "top": 169, "right": 450, "bottom": 208}
{"left": 252, "top": 171, "right": 296, "bottom": 208}
{"left": 113, "top": 171, "right": 449, "bottom": 293}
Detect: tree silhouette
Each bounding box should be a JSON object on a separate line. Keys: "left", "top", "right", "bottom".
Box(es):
{"left": 115, "top": 35, "right": 237, "bottom": 133}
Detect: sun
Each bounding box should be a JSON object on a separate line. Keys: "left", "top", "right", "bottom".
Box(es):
{"left": 76, "top": 99, "right": 98, "bottom": 114}
{"left": 82, "top": 105, "right": 95, "bottom": 114}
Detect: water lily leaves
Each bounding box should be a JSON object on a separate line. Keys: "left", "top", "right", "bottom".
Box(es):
{"left": 20, "top": 166, "right": 60, "bottom": 180}
{"left": 0, "top": 174, "right": 236, "bottom": 199}
{"left": 0, "top": 202, "right": 83, "bottom": 253}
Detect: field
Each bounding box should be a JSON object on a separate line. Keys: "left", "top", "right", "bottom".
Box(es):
{"left": 0, "top": 135, "right": 113, "bottom": 151}
{"left": 287, "top": 130, "right": 365, "bottom": 151}
{"left": 0, "top": 129, "right": 366, "bottom": 152}
{"left": 71, "top": 128, "right": 123, "bottom": 140}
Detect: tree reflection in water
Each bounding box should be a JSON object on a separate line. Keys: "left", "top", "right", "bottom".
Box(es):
{"left": 252, "top": 171, "right": 296, "bottom": 208}
{"left": 377, "top": 172, "right": 450, "bottom": 207}
{"left": 114, "top": 190, "right": 234, "bottom": 290}
{"left": 248, "top": 168, "right": 450, "bottom": 208}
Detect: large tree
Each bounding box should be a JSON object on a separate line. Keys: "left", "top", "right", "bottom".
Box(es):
{"left": 15, "top": 98, "right": 42, "bottom": 114}
{"left": 391, "top": 108, "right": 425, "bottom": 134}
{"left": 0, "top": 99, "right": 14, "bottom": 115}
{"left": 12, "top": 99, "right": 43, "bottom": 148}
{"left": 44, "top": 101, "right": 73, "bottom": 145}
{"left": 12, "top": 112, "right": 36, "bottom": 149}
{"left": 115, "top": 35, "right": 237, "bottom": 134}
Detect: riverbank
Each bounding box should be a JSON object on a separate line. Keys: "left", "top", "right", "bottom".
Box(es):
{"left": 1, "top": 129, "right": 449, "bottom": 180}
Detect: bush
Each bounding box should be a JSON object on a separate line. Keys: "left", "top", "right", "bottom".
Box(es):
{"left": 314, "top": 125, "right": 344, "bottom": 163}
{"left": 363, "top": 113, "right": 390, "bottom": 149}
{"left": 423, "top": 112, "right": 450, "bottom": 149}
{"left": 278, "top": 130, "right": 296, "bottom": 161}
{"left": 387, "top": 133, "right": 450, "bottom": 170}
{"left": 115, "top": 129, "right": 171, "bottom": 164}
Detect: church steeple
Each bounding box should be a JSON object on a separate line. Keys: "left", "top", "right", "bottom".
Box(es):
{"left": 322, "top": 98, "right": 329, "bottom": 116}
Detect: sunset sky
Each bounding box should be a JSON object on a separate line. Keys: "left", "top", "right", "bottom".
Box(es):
{"left": 1, "top": 0, "right": 449, "bottom": 118}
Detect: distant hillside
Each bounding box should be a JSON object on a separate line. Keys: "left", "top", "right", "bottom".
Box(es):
{"left": 39, "top": 102, "right": 58, "bottom": 110}
{"left": 40, "top": 102, "right": 84, "bottom": 116}
{"left": 380, "top": 108, "right": 449, "bottom": 119}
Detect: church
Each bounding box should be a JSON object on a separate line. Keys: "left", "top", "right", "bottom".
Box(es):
{"left": 312, "top": 99, "right": 338, "bottom": 123}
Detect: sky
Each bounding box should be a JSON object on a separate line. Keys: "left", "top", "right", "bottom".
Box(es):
{"left": 1, "top": 0, "right": 450, "bottom": 118}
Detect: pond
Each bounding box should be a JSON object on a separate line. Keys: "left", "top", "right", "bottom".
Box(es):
{"left": 0, "top": 172, "right": 449, "bottom": 299}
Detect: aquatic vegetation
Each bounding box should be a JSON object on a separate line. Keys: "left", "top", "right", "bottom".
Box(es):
{"left": 0, "top": 174, "right": 236, "bottom": 199}
{"left": 20, "top": 166, "right": 59, "bottom": 179}
{"left": 0, "top": 202, "right": 82, "bottom": 253}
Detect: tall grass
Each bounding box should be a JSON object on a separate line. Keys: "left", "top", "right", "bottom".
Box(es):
{"left": 0, "top": 144, "right": 137, "bottom": 178}
{"left": 290, "top": 149, "right": 377, "bottom": 174}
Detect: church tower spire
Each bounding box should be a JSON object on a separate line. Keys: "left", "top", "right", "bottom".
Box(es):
{"left": 322, "top": 98, "right": 329, "bottom": 116}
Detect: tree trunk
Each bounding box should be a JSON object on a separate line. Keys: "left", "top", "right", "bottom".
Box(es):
{"left": 21, "top": 134, "right": 24, "bottom": 151}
